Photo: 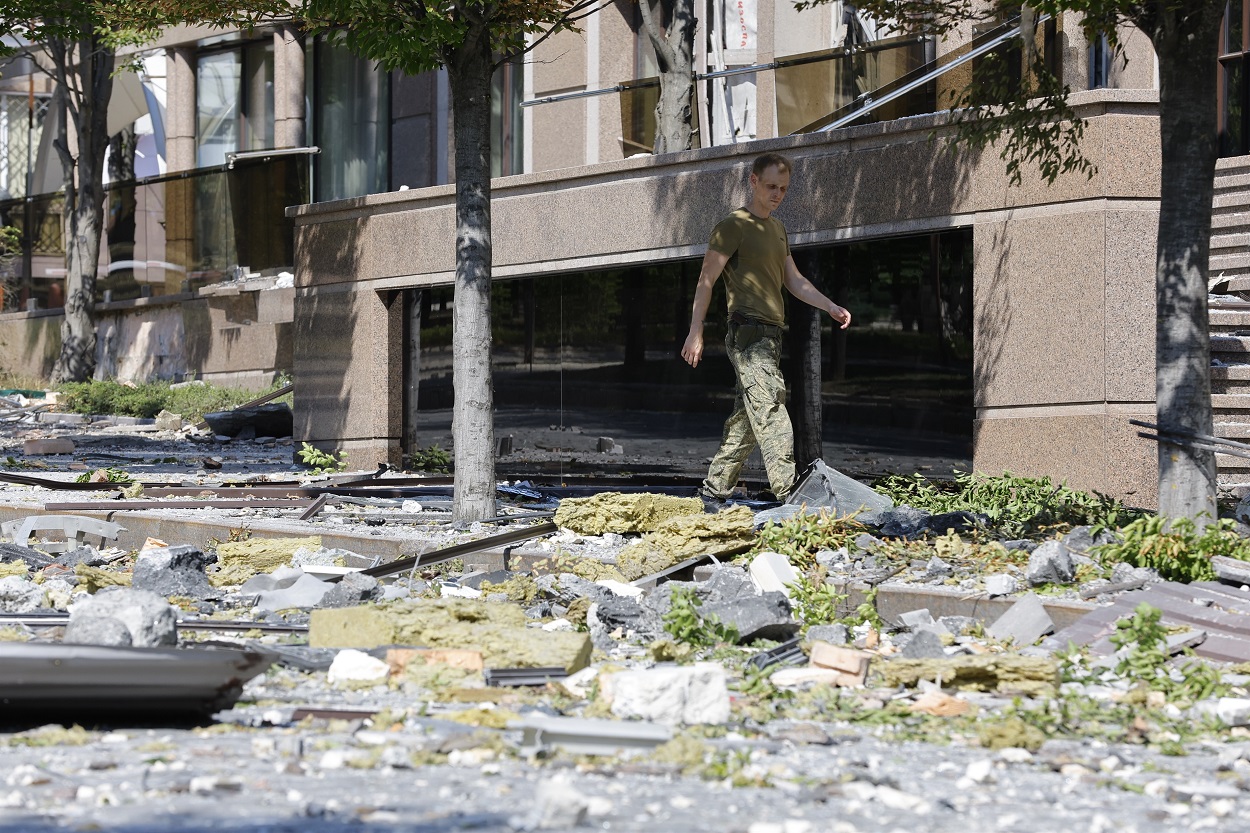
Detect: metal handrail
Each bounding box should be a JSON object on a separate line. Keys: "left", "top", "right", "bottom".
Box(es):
{"left": 818, "top": 14, "right": 1050, "bottom": 132}
{"left": 520, "top": 34, "right": 926, "bottom": 108}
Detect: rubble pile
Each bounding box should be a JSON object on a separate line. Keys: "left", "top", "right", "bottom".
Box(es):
{"left": 5, "top": 421, "right": 1250, "bottom": 829}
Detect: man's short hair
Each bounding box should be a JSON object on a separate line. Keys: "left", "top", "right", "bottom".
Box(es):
{"left": 752, "top": 153, "right": 792, "bottom": 177}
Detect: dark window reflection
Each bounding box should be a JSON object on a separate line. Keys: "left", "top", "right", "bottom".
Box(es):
{"left": 408, "top": 230, "right": 973, "bottom": 472}
{"left": 1223, "top": 57, "right": 1246, "bottom": 158}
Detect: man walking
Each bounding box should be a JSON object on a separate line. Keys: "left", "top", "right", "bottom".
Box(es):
{"left": 681, "top": 152, "right": 852, "bottom": 503}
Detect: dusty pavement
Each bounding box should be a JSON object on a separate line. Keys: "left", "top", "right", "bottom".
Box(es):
{"left": 2, "top": 404, "right": 1250, "bottom": 833}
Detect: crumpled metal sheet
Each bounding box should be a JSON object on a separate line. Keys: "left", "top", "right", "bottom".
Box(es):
{"left": 0, "top": 642, "right": 275, "bottom": 717}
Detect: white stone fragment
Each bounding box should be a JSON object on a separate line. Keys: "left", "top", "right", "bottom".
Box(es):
{"left": 604, "top": 662, "right": 730, "bottom": 726}
{"left": 561, "top": 666, "right": 599, "bottom": 698}
{"left": 749, "top": 551, "right": 800, "bottom": 598}
{"left": 595, "top": 579, "right": 643, "bottom": 598}
{"left": 963, "top": 758, "right": 995, "bottom": 784}
{"left": 998, "top": 748, "right": 1033, "bottom": 764}
{"left": 512, "top": 774, "right": 590, "bottom": 830}
{"left": 1216, "top": 697, "right": 1250, "bottom": 726}
{"left": 0, "top": 575, "right": 44, "bottom": 613}
{"left": 327, "top": 649, "right": 390, "bottom": 685}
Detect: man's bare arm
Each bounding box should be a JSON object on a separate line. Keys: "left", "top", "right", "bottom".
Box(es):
{"left": 681, "top": 249, "right": 731, "bottom": 367}
{"left": 783, "top": 255, "right": 851, "bottom": 329}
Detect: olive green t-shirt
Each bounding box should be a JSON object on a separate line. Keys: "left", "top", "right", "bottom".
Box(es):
{"left": 707, "top": 207, "right": 790, "bottom": 327}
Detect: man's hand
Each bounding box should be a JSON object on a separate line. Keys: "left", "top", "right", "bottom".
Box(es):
{"left": 829, "top": 303, "right": 852, "bottom": 330}
{"left": 681, "top": 331, "right": 704, "bottom": 367}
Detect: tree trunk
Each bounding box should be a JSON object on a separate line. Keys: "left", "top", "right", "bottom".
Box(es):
{"left": 447, "top": 28, "right": 496, "bottom": 522}
{"left": 640, "top": 0, "right": 696, "bottom": 154}
{"left": 51, "top": 34, "right": 114, "bottom": 383}
{"left": 1142, "top": 5, "right": 1224, "bottom": 521}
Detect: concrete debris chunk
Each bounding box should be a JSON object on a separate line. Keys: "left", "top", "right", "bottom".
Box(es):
{"left": 292, "top": 545, "right": 373, "bottom": 569}
{"left": 910, "top": 689, "right": 970, "bottom": 716}
{"left": 54, "top": 546, "right": 109, "bottom": 568}
{"left": 594, "top": 579, "right": 643, "bottom": 598}
{"left": 806, "top": 623, "right": 850, "bottom": 645}
{"left": 925, "top": 556, "right": 954, "bottom": 579}
{"left": 808, "top": 642, "right": 872, "bottom": 685}
{"left": 785, "top": 459, "right": 893, "bottom": 514}
{"left": 591, "top": 595, "right": 649, "bottom": 636}
{"left": 132, "top": 545, "right": 216, "bottom": 600}
{"left": 900, "top": 629, "right": 948, "bottom": 659}
{"left": 602, "top": 662, "right": 730, "bottom": 725}
{"left": 770, "top": 667, "right": 864, "bottom": 689}
{"left": 309, "top": 598, "right": 593, "bottom": 674}
{"left": 986, "top": 592, "right": 1055, "bottom": 646}
{"left": 0, "top": 575, "right": 44, "bottom": 613}
{"left": 1062, "top": 525, "right": 1116, "bottom": 554}
{"left": 23, "top": 437, "right": 75, "bottom": 455}
{"left": 698, "top": 565, "right": 756, "bottom": 602}
{"left": 1215, "top": 697, "right": 1250, "bottom": 727}
{"left": 318, "top": 571, "right": 381, "bottom": 609}
{"left": 65, "top": 587, "right": 178, "bottom": 648}
{"left": 859, "top": 505, "right": 930, "bottom": 538}
{"left": 1212, "top": 556, "right": 1250, "bottom": 586}
{"left": 0, "top": 542, "right": 54, "bottom": 570}
{"left": 897, "top": 608, "right": 937, "bottom": 630}
{"left": 985, "top": 574, "right": 1019, "bottom": 597}
{"left": 154, "top": 409, "right": 183, "bottom": 431}
{"left": 553, "top": 492, "right": 702, "bottom": 535}
{"left": 511, "top": 774, "right": 590, "bottom": 830}
{"left": 1109, "top": 562, "right": 1159, "bottom": 585}
{"left": 616, "top": 506, "right": 756, "bottom": 582}
{"left": 879, "top": 655, "right": 1059, "bottom": 697}
{"left": 253, "top": 570, "right": 334, "bottom": 613}
{"left": 1026, "top": 540, "right": 1076, "bottom": 586}
{"left": 700, "top": 591, "right": 797, "bottom": 643}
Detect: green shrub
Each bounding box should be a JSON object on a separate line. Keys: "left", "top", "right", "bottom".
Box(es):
{"left": 1094, "top": 515, "right": 1250, "bottom": 583}
{"left": 751, "top": 512, "right": 868, "bottom": 571}
{"left": 874, "top": 471, "right": 1142, "bottom": 537}
{"left": 298, "top": 442, "right": 347, "bottom": 475}
{"left": 408, "top": 445, "right": 451, "bottom": 473}
{"left": 56, "top": 378, "right": 291, "bottom": 422}
{"left": 662, "top": 586, "right": 739, "bottom": 647}
{"left": 58, "top": 380, "right": 168, "bottom": 418}
{"left": 1110, "top": 602, "right": 1226, "bottom": 704}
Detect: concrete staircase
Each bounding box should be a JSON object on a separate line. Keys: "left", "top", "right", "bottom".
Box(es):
{"left": 1210, "top": 157, "right": 1250, "bottom": 484}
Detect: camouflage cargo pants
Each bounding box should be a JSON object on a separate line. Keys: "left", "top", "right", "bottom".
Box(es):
{"left": 702, "top": 321, "right": 796, "bottom": 500}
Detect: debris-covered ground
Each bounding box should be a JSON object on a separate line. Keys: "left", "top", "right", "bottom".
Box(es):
{"left": 4, "top": 394, "right": 1250, "bottom": 832}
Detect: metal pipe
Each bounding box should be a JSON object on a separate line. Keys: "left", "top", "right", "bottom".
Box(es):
{"left": 225, "top": 146, "right": 321, "bottom": 169}
{"left": 819, "top": 15, "right": 1049, "bottom": 132}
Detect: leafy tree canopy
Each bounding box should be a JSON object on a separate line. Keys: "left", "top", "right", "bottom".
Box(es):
{"left": 300, "top": 0, "right": 603, "bottom": 74}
